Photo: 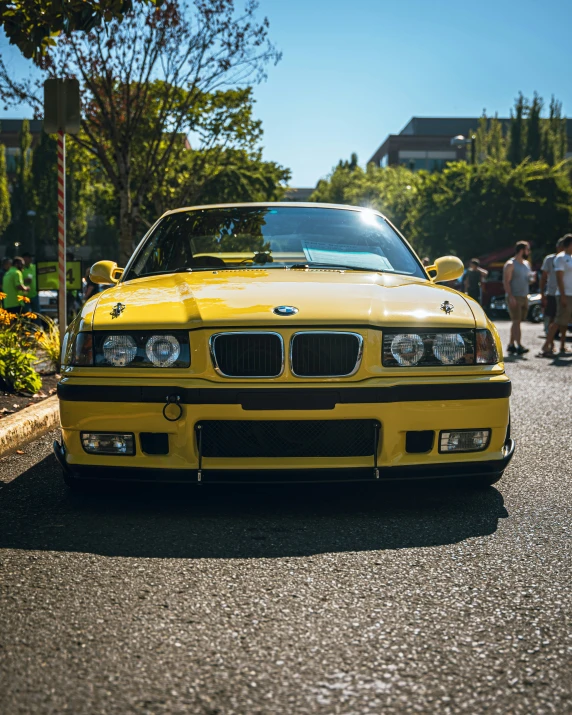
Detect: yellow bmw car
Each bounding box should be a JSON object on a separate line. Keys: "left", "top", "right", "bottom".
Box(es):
{"left": 55, "top": 203, "right": 514, "bottom": 489}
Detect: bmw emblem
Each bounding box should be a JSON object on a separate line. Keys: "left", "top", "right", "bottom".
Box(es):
{"left": 273, "top": 305, "right": 298, "bottom": 316}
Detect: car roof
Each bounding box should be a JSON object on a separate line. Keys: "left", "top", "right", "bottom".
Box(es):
{"left": 162, "top": 202, "right": 387, "bottom": 219}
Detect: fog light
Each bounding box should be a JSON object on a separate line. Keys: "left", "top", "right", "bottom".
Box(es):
{"left": 439, "top": 429, "right": 490, "bottom": 453}
{"left": 81, "top": 432, "right": 135, "bottom": 455}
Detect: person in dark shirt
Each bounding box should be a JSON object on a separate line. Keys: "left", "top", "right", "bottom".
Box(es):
{"left": 464, "top": 258, "right": 488, "bottom": 304}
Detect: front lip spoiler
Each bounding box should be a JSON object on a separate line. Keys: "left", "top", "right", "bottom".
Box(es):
{"left": 53, "top": 439, "right": 515, "bottom": 484}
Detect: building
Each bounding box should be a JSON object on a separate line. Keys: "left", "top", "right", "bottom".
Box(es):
{"left": 283, "top": 187, "right": 314, "bottom": 202}
{"left": 368, "top": 116, "right": 572, "bottom": 171}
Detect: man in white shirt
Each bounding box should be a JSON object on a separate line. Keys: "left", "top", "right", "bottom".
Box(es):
{"left": 540, "top": 234, "right": 572, "bottom": 356}
{"left": 540, "top": 237, "right": 565, "bottom": 335}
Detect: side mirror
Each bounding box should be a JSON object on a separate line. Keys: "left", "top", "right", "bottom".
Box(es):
{"left": 426, "top": 256, "right": 464, "bottom": 283}
{"left": 90, "top": 260, "right": 124, "bottom": 286}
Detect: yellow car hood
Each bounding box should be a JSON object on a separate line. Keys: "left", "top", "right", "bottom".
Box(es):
{"left": 91, "top": 270, "right": 477, "bottom": 330}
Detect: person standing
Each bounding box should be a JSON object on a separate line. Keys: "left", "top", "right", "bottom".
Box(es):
{"left": 503, "top": 241, "right": 532, "bottom": 355}
{"left": 2, "top": 256, "right": 29, "bottom": 313}
{"left": 21, "top": 252, "right": 40, "bottom": 315}
{"left": 539, "top": 238, "right": 565, "bottom": 335}
{"left": 464, "top": 258, "right": 488, "bottom": 304}
{"left": 540, "top": 234, "right": 572, "bottom": 357}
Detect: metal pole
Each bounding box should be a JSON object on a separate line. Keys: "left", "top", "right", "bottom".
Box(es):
{"left": 57, "top": 130, "right": 66, "bottom": 341}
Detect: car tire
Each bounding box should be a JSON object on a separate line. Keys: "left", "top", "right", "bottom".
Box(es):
{"left": 528, "top": 304, "right": 543, "bottom": 323}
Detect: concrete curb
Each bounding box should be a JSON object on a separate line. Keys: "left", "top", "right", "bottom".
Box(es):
{"left": 0, "top": 395, "right": 60, "bottom": 458}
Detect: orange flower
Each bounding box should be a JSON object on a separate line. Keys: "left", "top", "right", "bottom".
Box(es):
{"left": 22, "top": 312, "right": 37, "bottom": 319}
{"left": 0, "top": 292, "right": 6, "bottom": 300}
{"left": 17, "top": 295, "right": 31, "bottom": 304}
{"left": 0, "top": 309, "right": 16, "bottom": 325}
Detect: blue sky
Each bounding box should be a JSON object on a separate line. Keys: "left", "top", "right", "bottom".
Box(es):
{"left": 2, "top": 0, "right": 572, "bottom": 186}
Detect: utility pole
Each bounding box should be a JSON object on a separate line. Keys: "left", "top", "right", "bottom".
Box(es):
{"left": 43, "top": 79, "right": 80, "bottom": 342}
{"left": 57, "top": 130, "right": 65, "bottom": 337}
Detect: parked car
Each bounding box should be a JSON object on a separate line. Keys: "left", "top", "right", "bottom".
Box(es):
{"left": 489, "top": 293, "right": 543, "bottom": 323}
{"left": 38, "top": 290, "right": 58, "bottom": 318}
{"left": 54, "top": 203, "right": 514, "bottom": 490}
{"left": 38, "top": 289, "right": 85, "bottom": 323}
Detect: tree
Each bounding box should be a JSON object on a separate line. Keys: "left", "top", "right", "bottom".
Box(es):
{"left": 542, "top": 96, "right": 568, "bottom": 166}
{"left": 507, "top": 93, "right": 527, "bottom": 166}
{"left": 29, "top": 132, "right": 58, "bottom": 256}
{"left": 16, "top": 130, "right": 91, "bottom": 258}
{"left": 3, "top": 119, "right": 33, "bottom": 252}
{"left": 311, "top": 156, "right": 362, "bottom": 206}
{"left": 474, "top": 113, "right": 506, "bottom": 162}
{"left": 0, "top": 0, "right": 281, "bottom": 264}
{"left": 407, "top": 160, "right": 572, "bottom": 260}
{"left": 0, "top": 144, "right": 10, "bottom": 237}
{"left": 476, "top": 94, "right": 568, "bottom": 167}
{"left": 525, "top": 92, "right": 543, "bottom": 161}
{"left": 144, "top": 87, "right": 289, "bottom": 220}
{"left": 310, "top": 156, "right": 422, "bottom": 232}
{"left": 0, "top": 0, "right": 158, "bottom": 61}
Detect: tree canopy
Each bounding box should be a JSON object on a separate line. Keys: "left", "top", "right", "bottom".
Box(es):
{"left": 0, "top": 0, "right": 284, "bottom": 264}
{"left": 0, "top": 143, "right": 10, "bottom": 236}
{"left": 476, "top": 93, "right": 567, "bottom": 166}
{"left": 0, "top": 0, "right": 158, "bottom": 60}
{"left": 311, "top": 156, "right": 572, "bottom": 262}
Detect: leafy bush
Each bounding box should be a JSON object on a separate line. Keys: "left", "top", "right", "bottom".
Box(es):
{"left": 0, "top": 343, "right": 42, "bottom": 393}
{"left": 0, "top": 293, "right": 43, "bottom": 393}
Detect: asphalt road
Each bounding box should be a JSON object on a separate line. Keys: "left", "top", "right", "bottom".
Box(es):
{"left": 0, "top": 321, "right": 571, "bottom": 714}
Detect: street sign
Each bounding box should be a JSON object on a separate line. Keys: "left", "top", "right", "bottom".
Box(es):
{"left": 43, "top": 79, "right": 81, "bottom": 134}
{"left": 37, "top": 261, "right": 82, "bottom": 291}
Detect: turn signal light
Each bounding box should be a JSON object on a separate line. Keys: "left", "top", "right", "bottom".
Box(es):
{"left": 475, "top": 330, "right": 498, "bottom": 364}
{"left": 70, "top": 333, "right": 94, "bottom": 366}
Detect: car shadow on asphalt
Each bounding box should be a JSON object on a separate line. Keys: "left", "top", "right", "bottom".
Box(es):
{"left": 0, "top": 454, "right": 509, "bottom": 559}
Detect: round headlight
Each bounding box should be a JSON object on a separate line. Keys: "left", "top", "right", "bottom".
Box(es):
{"left": 432, "top": 333, "right": 465, "bottom": 365}
{"left": 391, "top": 334, "right": 424, "bottom": 366}
{"left": 102, "top": 334, "right": 137, "bottom": 366}
{"left": 145, "top": 335, "right": 180, "bottom": 367}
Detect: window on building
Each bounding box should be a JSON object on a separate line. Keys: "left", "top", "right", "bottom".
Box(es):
{"left": 398, "top": 150, "right": 457, "bottom": 172}
{"left": 5, "top": 147, "right": 20, "bottom": 173}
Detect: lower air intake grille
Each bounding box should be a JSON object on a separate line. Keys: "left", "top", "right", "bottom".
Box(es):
{"left": 211, "top": 332, "right": 283, "bottom": 377}
{"left": 198, "top": 420, "right": 378, "bottom": 458}
{"left": 291, "top": 332, "right": 362, "bottom": 377}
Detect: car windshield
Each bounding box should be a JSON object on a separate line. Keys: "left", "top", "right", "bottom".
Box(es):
{"left": 126, "top": 206, "right": 425, "bottom": 279}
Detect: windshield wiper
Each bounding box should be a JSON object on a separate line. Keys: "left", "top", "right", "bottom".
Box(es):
{"left": 288, "top": 262, "right": 380, "bottom": 272}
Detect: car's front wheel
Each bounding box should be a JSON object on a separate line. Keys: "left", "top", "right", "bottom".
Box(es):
{"left": 528, "top": 303, "right": 543, "bottom": 323}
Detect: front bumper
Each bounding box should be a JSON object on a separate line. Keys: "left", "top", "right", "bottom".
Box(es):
{"left": 56, "top": 378, "right": 513, "bottom": 483}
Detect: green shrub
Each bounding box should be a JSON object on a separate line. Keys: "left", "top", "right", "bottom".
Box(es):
{"left": 0, "top": 345, "right": 42, "bottom": 393}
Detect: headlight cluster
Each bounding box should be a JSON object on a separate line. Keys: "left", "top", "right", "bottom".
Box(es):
{"left": 67, "top": 331, "right": 190, "bottom": 368}
{"left": 382, "top": 330, "right": 498, "bottom": 367}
